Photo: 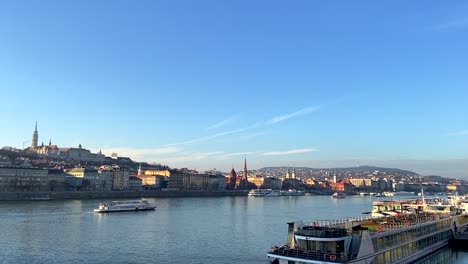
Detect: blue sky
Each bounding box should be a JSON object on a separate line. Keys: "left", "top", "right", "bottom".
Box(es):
{"left": 1, "top": 1, "right": 468, "bottom": 176}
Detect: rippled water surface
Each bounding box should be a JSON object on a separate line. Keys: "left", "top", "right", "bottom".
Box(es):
{"left": 0, "top": 195, "right": 467, "bottom": 263}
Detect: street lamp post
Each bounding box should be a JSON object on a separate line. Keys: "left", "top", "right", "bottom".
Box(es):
{"left": 22, "top": 140, "right": 31, "bottom": 149}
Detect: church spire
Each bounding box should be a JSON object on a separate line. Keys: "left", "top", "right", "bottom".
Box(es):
{"left": 31, "top": 121, "right": 39, "bottom": 150}
{"left": 49, "top": 138, "right": 51, "bottom": 146}
{"left": 243, "top": 156, "right": 248, "bottom": 178}
{"left": 239, "top": 156, "right": 249, "bottom": 190}
{"left": 243, "top": 156, "right": 247, "bottom": 172}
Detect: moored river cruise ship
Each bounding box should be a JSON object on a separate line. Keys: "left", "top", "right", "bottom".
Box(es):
{"left": 267, "top": 212, "right": 468, "bottom": 264}
{"left": 93, "top": 199, "right": 156, "bottom": 213}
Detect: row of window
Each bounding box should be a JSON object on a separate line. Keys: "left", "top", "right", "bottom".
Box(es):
{"left": 372, "top": 219, "right": 451, "bottom": 252}
{"left": 371, "top": 230, "right": 452, "bottom": 264}
{"left": 297, "top": 240, "right": 346, "bottom": 254}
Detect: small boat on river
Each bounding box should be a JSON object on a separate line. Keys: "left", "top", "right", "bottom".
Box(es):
{"left": 331, "top": 192, "right": 346, "bottom": 199}
{"left": 93, "top": 199, "right": 156, "bottom": 213}
{"left": 248, "top": 189, "right": 281, "bottom": 197}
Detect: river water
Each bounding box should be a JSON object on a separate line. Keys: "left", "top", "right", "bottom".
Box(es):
{"left": 0, "top": 195, "right": 467, "bottom": 263}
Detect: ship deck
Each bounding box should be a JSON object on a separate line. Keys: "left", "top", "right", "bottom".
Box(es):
{"left": 269, "top": 247, "right": 348, "bottom": 263}
{"left": 359, "top": 212, "right": 451, "bottom": 233}
{"left": 308, "top": 212, "right": 453, "bottom": 235}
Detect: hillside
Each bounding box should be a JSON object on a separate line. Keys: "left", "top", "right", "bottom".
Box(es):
{"left": 259, "top": 165, "right": 418, "bottom": 176}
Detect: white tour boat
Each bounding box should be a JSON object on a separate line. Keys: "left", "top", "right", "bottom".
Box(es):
{"left": 248, "top": 189, "right": 281, "bottom": 197}
{"left": 93, "top": 199, "right": 156, "bottom": 213}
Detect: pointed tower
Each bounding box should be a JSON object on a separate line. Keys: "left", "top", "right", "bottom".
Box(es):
{"left": 238, "top": 156, "right": 249, "bottom": 190}
{"left": 227, "top": 166, "right": 237, "bottom": 190}
{"left": 138, "top": 164, "right": 142, "bottom": 176}
{"left": 31, "top": 121, "right": 38, "bottom": 150}
{"left": 243, "top": 157, "right": 248, "bottom": 180}
{"left": 49, "top": 138, "right": 52, "bottom": 146}
{"left": 292, "top": 167, "right": 296, "bottom": 180}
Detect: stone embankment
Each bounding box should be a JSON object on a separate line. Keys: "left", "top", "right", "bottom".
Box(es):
{"left": 0, "top": 190, "right": 248, "bottom": 201}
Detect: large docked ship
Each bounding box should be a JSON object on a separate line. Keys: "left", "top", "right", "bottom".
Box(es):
{"left": 267, "top": 204, "right": 468, "bottom": 263}
{"left": 93, "top": 199, "right": 156, "bottom": 213}
{"left": 448, "top": 193, "right": 468, "bottom": 215}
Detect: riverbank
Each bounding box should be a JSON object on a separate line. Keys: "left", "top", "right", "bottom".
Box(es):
{"left": 0, "top": 190, "right": 248, "bottom": 201}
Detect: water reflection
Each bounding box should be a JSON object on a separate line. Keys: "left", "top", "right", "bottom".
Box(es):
{"left": 414, "top": 246, "right": 468, "bottom": 264}
{"left": 1, "top": 196, "right": 468, "bottom": 264}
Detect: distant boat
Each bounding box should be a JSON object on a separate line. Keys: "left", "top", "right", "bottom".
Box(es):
{"left": 93, "top": 199, "right": 156, "bottom": 213}
{"left": 248, "top": 189, "right": 280, "bottom": 197}
{"left": 280, "top": 189, "right": 305, "bottom": 196}
{"left": 374, "top": 193, "right": 385, "bottom": 197}
{"left": 30, "top": 194, "right": 50, "bottom": 201}
{"left": 331, "top": 192, "right": 346, "bottom": 199}
{"left": 393, "top": 191, "right": 415, "bottom": 196}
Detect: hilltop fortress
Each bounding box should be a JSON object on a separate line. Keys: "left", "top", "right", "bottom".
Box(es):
{"left": 26, "top": 122, "right": 105, "bottom": 162}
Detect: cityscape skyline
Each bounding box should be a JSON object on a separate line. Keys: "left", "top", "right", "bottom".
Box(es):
{"left": 2, "top": 122, "right": 467, "bottom": 179}
{"left": 1, "top": 1, "right": 467, "bottom": 176}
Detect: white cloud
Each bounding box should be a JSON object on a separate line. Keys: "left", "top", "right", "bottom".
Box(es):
{"left": 158, "top": 151, "right": 224, "bottom": 163}
{"left": 263, "top": 148, "right": 319, "bottom": 156}
{"left": 242, "top": 131, "right": 270, "bottom": 139}
{"left": 446, "top": 130, "right": 468, "bottom": 136}
{"left": 267, "top": 106, "right": 320, "bottom": 124}
{"left": 206, "top": 117, "right": 235, "bottom": 130}
{"left": 165, "top": 128, "right": 248, "bottom": 146}
{"left": 217, "top": 152, "right": 257, "bottom": 160}
{"left": 100, "top": 146, "right": 183, "bottom": 160}
{"left": 432, "top": 17, "right": 468, "bottom": 31}
{"left": 166, "top": 123, "right": 262, "bottom": 146}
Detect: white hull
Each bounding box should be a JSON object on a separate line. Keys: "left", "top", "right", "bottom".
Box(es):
{"left": 94, "top": 207, "right": 155, "bottom": 213}
{"left": 248, "top": 189, "right": 281, "bottom": 197}
{"left": 93, "top": 199, "right": 156, "bottom": 213}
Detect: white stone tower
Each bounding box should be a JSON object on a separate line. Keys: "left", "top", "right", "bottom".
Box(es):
{"left": 31, "top": 121, "right": 38, "bottom": 149}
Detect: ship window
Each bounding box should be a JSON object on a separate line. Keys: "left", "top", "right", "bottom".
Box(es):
{"left": 336, "top": 240, "right": 344, "bottom": 253}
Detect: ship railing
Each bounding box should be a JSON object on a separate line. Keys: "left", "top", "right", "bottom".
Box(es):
{"left": 305, "top": 213, "right": 451, "bottom": 234}
{"left": 310, "top": 215, "right": 373, "bottom": 228}
{"left": 296, "top": 227, "right": 352, "bottom": 237}
{"left": 367, "top": 213, "right": 452, "bottom": 234}
{"left": 269, "top": 247, "right": 349, "bottom": 262}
